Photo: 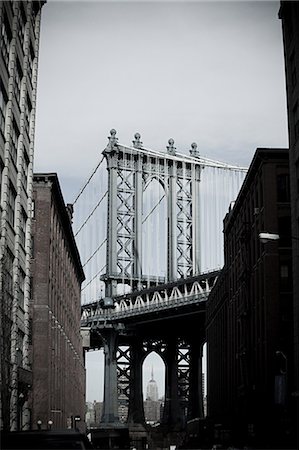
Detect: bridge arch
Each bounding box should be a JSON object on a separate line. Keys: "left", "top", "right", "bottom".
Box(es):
{"left": 142, "top": 178, "right": 167, "bottom": 279}
{"left": 143, "top": 174, "right": 166, "bottom": 193}
{"left": 142, "top": 351, "right": 165, "bottom": 424}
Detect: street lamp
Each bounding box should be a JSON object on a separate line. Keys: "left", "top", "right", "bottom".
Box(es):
{"left": 259, "top": 232, "right": 280, "bottom": 243}
{"left": 259, "top": 232, "right": 299, "bottom": 243}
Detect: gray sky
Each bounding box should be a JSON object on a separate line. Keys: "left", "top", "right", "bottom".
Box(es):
{"left": 35, "top": 0, "right": 288, "bottom": 202}
{"left": 34, "top": 1, "right": 288, "bottom": 401}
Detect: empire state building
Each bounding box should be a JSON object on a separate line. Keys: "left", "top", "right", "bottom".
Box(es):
{"left": 146, "top": 367, "right": 159, "bottom": 401}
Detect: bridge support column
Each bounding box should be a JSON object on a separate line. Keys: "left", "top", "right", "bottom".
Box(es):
{"left": 162, "top": 340, "right": 184, "bottom": 429}
{"left": 104, "top": 131, "right": 118, "bottom": 298}
{"left": 127, "top": 340, "right": 145, "bottom": 425}
{"left": 134, "top": 158, "right": 143, "bottom": 284}
{"left": 191, "top": 164, "right": 202, "bottom": 275}
{"left": 101, "top": 328, "right": 120, "bottom": 424}
{"left": 188, "top": 341, "right": 204, "bottom": 420}
{"left": 167, "top": 164, "right": 177, "bottom": 282}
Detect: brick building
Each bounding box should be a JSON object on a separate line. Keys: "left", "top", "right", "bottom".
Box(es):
{"left": 279, "top": 0, "right": 299, "bottom": 404}
{"left": 0, "top": 1, "right": 45, "bottom": 430}
{"left": 206, "top": 148, "right": 294, "bottom": 447}
{"left": 31, "top": 173, "right": 86, "bottom": 431}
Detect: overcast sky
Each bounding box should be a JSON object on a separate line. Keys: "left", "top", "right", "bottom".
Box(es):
{"left": 34, "top": 0, "right": 288, "bottom": 402}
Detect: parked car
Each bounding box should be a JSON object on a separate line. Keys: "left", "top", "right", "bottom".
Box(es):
{"left": 0, "top": 429, "right": 94, "bottom": 449}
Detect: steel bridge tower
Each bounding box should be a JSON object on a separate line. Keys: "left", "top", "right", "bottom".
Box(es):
{"left": 102, "top": 129, "right": 202, "bottom": 299}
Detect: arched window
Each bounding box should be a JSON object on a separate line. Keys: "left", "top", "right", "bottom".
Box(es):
{"left": 142, "top": 351, "right": 165, "bottom": 425}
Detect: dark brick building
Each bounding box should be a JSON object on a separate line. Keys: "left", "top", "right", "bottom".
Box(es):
{"left": 279, "top": 0, "right": 299, "bottom": 405}
{"left": 31, "top": 173, "right": 86, "bottom": 431}
{"left": 206, "top": 148, "right": 294, "bottom": 447}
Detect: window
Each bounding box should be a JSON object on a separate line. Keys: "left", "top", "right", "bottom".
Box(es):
{"left": 0, "top": 14, "right": 12, "bottom": 67}
{"left": 10, "top": 121, "right": 19, "bottom": 166}
{"left": 19, "top": 208, "right": 27, "bottom": 249}
{"left": 17, "top": 3, "right": 27, "bottom": 45}
{"left": 7, "top": 182, "right": 16, "bottom": 227}
{"left": 277, "top": 173, "right": 290, "bottom": 202}
{"left": 24, "top": 95, "right": 32, "bottom": 132}
{"left": 16, "top": 329, "right": 24, "bottom": 366}
{"left": 21, "top": 152, "right": 29, "bottom": 190}
{"left": 31, "top": 199, "right": 35, "bottom": 219}
{"left": 18, "top": 270, "right": 25, "bottom": 310}
{"left": 0, "top": 83, "right": 7, "bottom": 137}
{"left": 280, "top": 265, "right": 289, "bottom": 278}
{"left": 0, "top": 158, "right": 4, "bottom": 188}
{"left": 32, "top": 2, "right": 40, "bottom": 17}
{"left": 278, "top": 216, "right": 292, "bottom": 247}
{"left": 280, "top": 260, "right": 292, "bottom": 292}
{"left": 14, "top": 61, "right": 23, "bottom": 105}
{"left": 27, "top": 44, "right": 35, "bottom": 83}
{"left": 5, "top": 250, "right": 14, "bottom": 296}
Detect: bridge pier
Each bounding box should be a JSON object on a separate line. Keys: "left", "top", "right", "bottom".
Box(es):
{"left": 188, "top": 340, "right": 204, "bottom": 420}
{"left": 162, "top": 340, "right": 185, "bottom": 429}
{"left": 127, "top": 340, "right": 145, "bottom": 425}
{"left": 100, "top": 328, "right": 120, "bottom": 425}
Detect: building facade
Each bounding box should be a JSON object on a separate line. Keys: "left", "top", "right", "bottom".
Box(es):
{"left": 144, "top": 399, "right": 162, "bottom": 424}
{"left": 85, "top": 401, "right": 103, "bottom": 429}
{"left": 31, "top": 173, "right": 86, "bottom": 431}
{"left": 0, "top": 1, "right": 45, "bottom": 430}
{"left": 279, "top": 0, "right": 299, "bottom": 403}
{"left": 206, "top": 148, "right": 294, "bottom": 447}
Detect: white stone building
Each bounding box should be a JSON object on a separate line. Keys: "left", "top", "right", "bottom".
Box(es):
{"left": 0, "top": 0, "right": 45, "bottom": 430}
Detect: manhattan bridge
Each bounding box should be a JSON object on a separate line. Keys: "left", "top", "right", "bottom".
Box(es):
{"left": 73, "top": 129, "right": 247, "bottom": 447}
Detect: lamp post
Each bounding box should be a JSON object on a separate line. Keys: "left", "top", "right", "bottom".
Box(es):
{"left": 259, "top": 232, "right": 280, "bottom": 243}
{"left": 259, "top": 232, "right": 299, "bottom": 243}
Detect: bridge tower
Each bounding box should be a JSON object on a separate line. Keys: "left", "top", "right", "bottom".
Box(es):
{"left": 102, "top": 129, "right": 202, "bottom": 299}
{"left": 96, "top": 130, "right": 206, "bottom": 434}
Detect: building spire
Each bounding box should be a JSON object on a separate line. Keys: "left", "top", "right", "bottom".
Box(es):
{"left": 151, "top": 365, "right": 154, "bottom": 381}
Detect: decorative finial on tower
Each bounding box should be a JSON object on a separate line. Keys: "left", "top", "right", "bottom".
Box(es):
{"left": 132, "top": 132, "right": 143, "bottom": 149}
{"left": 107, "top": 128, "right": 118, "bottom": 150}
{"left": 189, "top": 142, "right": 199, "bottom": 157}
{"left": 167, "top": 138, "right": 176, "bottom": 155}
{"left": 151, "top": 365, "right": 154, "bottom": 381}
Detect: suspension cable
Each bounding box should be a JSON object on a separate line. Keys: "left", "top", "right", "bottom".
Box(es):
{"left": 74, "top": 191, "right": 108, "bottom": 237}
{"left": 142, "top": 194, "right": 166, "bottom": 224}
{"left": 82, "top": 239, "right": 106, "bottom": 268}
{"left": 81, "top": 193, "right": 164, "bottom": 268}
{"left": 82, "top": 264, "right": 106, "bottom": 291}
{"left": 73, "top": 155, "right": 105, "bottom": 205}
